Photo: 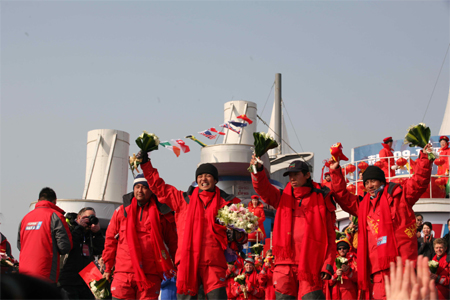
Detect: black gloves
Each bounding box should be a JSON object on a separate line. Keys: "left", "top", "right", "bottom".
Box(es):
{"left": 137, "top": 150, "right": 149, "bottom": 164}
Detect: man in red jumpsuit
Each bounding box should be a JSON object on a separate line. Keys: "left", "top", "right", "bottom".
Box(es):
{"left": 18, "top": 187, "right": 72, "bottom": 283}
{"left": 430, "top": 238, "right": 449, "bottom": 300}
{"left": 139, "top": 153, "right": 241, "bottom": 299}
{"left": 378, "top": 137, "right": 398, "bottom": 180}
{"left": 328, "top": 239, "right": 358, "bottom": 300}
{"left": 329, "top": 144, "right": 433, "bottom": 300}
{"left": 250, "top": 157, "right": 336, "bottom": 300}
{"left": 102, "top": 174, "right": 177, "bottom": 300}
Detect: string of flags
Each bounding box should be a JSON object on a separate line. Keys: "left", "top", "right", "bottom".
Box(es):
{"left": 156, "top": 114, "right": 253, "bottom": 157}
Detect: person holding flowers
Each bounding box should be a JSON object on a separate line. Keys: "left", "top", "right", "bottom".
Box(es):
{"left": 259, "top": 250, "right": 276, "bottom": 300}
{"left": 102, "top": 174, "right": 178, "bottom": 300}
{"left": 248, "top": 195, "right": 266, "bottom": 243}
{"left": 430, "top": 238, "right": 449, "bottom": 300}
{"left": 232, "top": 258, "right": 265, "bottom": 299}
{"left": 138, "top": 135, "right": 241, "bottom": 300}
{"left": 379, "top": 137, "right": 398, "bottom": 181}
{"left": 226, "top": 261, "right": 240, "bottom": 300}
{"left": 329, "top": 136, "right": 434, "bottom": 300}
{"left": 328, "top": 239, "right": 358, "bottom": 300}
{"left": 250, "top": 157, "right": 337, "bottom": 300}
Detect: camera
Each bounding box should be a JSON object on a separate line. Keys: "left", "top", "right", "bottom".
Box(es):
{"left": 86, "top": 215, "right": 99, "bottom": 226}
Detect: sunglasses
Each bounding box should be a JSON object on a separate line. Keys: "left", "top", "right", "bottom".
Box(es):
{"left": 337, "top": 247, "right": 349, "bottom": 250}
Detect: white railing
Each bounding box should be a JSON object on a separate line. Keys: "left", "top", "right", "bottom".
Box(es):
{"left": 340, "top": 155, "right": 449, "bottom": 199}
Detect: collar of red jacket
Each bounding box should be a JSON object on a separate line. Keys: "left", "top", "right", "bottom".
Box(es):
{"left": 381, "top": 143, "right": 393, "bottom": 151}
{"left": 35, "top": 200, "right": 65, "bottom": 214}
{"left": 293, "top": 186, "right": 312, "bottom": 198}
{"left": 441, "top": 145, "right": 449, "bottom": 151}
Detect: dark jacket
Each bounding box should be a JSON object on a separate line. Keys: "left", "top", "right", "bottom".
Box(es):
{"left": 59, "top": 224, "right": 105, "bottom": 286}
{"left": 418, "top": 236, "right": 435, "bottom": 260}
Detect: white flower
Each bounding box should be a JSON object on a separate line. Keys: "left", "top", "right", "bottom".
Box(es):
{"left": 338, "top": 257, "right": 348, "bottom": 264}
{"left": 428, "top": 261, "right": 439, "bottom": 268}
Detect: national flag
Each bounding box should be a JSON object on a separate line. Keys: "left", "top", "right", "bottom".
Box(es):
{"left": 228, "top": 121, "right": 248, "bottom": 128}
{"left": 220, "top": 123, "right": 241, "bottom": 134}
{"left": 236, "top": 114, "right": 253, "bottom": 124}
{"left": 209, "top": 128, "right": 225, "bottom": 136}
{"left": 160, "top": 141, "right": 181, "bottom": 157}
{"left": 198, "top": 130, "right": 217, "bottom": 140}
{"left": 171, "top": 139, "right": 190, "bottom": 153}
{"left": 185, "top": 135, "right": 207, "bottom": 147}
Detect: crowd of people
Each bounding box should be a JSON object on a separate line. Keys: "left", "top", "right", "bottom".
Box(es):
{"left": 1, "top": 136, "right": 449, "bottom": 300}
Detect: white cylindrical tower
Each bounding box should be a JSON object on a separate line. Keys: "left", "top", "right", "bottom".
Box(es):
{"left": 222, "top": 101, "right": 258, "bottom": 145}
{"left": 83, "top": 129, "right": 130, "bottom": 202}
{"left": 29, "top": 129, "right": 130, "bottom": 228}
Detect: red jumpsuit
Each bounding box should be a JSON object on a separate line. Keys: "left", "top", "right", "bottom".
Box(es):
{"left": 248, "top": 202, "right": 266, "bottom": 242}
{"left": 438, "top": 146, "right": 450, "bottom": 186}
{"left": 259, "top": 264, "right": 276, "bottom": 300}
{"left": 432, "top": 253, "right": 449, "bottom": 300}
{"left": 231, "top": 269, "right": 265, "bottom": 299}
{"left": 251, "top": 171, "right": 336, "bottom": 299}
{"left": 226, "top": 265, "right": 240, "bottom": 300}
{"left": 331, "top": 151, "right": 432, "bottom": 300}
{"left": 141, "top": 162, "right": 240, "bottom": 296}
{"left": 102, "top": 198, "right": 177, "bottom": 300}
{"left": 379, "top": 143, "right": 395, "bottom": 180}
{"left": 329, "top": 252, "right": 358, "bottom": 300}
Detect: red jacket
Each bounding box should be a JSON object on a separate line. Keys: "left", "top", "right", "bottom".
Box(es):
{"left": 329, "top": 252, "right": 358, "bottom": 300}
{"left": 438, "top": 147, "right": 450, "bottom": 176}
{"left": 18, "top": 201, "right": 72, "bottom": 283}
{"left": 432, "top": 253, "right": 450, "bottom": 300}
{"left": 232, "top": 269, "right": 265, "bottom": 299}
{"left": 248, "top": 202, "right": 266, "bottom": 241}
{"left": 102, "top": 196, "right": 177, "bottom": 275}
{"left": 379, "top": 144, "right": 395, "bottom": 179}
{"left": 258, "top": 263, "right": 275, "bottom": 300}
{"left": 141, "top": 161, "right": 240, "bottom": 268}
{"left": 251, "top": 171, "right": 336, "bottom": 274}
{"left": 226, "top": 265, "right": 240, "bottom": 300}
{"left": 331, "top": 151, "right": 432, "bottom": 276}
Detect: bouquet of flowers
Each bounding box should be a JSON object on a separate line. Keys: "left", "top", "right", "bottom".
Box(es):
{"left": 79, "top": 262, "right": 110, "bottom": 299}
{"left": 335, "top": 230, "right": 346, "bottom": 240}
{"left": 403, "top": 123, "right": 435, "bottom": 160}
{"left": 216, "top": 203, "right": 259, "bottom": 234}
{"left": 130, "top": 132, "right": 160, "bottom": 173}
{"left": 264, "top": 255, "right": 274, "bottom": 265}
{"left": 347, "top": 216, "right": 358, "bottom": 233}
{"left": 335, "top": 257, "right": 349, "bottom": 284}
{"left": 248, "top": 132, "right": 279, "bottom": 174}
{"left": 428, "top": 260, "right": 439, "bottom": 274}
{"left": 89, "top": 278, "right": 111, "bottom": 299}
{"left": 234, "top": 274, "right": 247, "bottom": 298}
{"left": 250, "top": 243, "right": 264, "bottom": 256}
{"left": 0, "top": 251, "right": 18, "bottom": 270}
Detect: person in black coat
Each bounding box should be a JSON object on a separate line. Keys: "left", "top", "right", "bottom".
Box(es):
{"left": 59, "top": 207, "right": 105, "bottom": 299}
{"left": 417, "top": 221, "right": 435, "bottom": 260}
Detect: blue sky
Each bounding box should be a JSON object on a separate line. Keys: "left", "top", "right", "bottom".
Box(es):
{"left": 1, "top": 1, "right": 449, "bottom": 257}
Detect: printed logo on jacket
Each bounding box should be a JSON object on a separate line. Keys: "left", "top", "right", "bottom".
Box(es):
{"left": 25, "top": 221, "right": 43, "bottom": 230}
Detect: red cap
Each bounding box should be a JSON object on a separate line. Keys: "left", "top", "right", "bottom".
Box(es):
{"left": 324, "top": 172, "right": 330, "bottom": 177}
{"left": 439, "top": 136, "right": 449, "bottom": 142}
{"left": 383, "top": 137, "right": 393, "bottom": 144}
{"left": 251, "top": 195, "right": 260, "bottom": 200}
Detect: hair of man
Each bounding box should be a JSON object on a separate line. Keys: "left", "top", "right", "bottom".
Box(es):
{"left": 38, "top": 187, "right": 57, "bottom": 202}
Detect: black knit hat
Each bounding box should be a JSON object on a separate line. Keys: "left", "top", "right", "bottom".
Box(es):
{"left": 195, "top": 163, "right": 219, "bottom": 183}
{"left": 362, "top": 166, "right": 386, "bottom": 185}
